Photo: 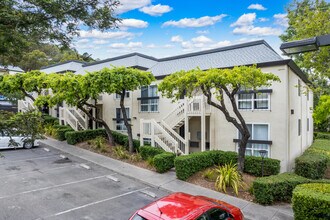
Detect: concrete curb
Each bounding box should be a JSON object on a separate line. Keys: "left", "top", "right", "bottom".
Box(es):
{"left": 38, "top": 139, "right": 294, "bottom": 220}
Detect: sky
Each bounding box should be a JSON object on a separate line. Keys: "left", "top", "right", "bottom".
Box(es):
{"left": 73, "top": 0, "right": 296, "bottom": 60}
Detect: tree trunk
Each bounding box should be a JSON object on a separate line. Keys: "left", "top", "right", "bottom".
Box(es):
{"left": 120, "top": 90, "right": 134, "bottom": 153}
{"left": 78, "top": 104, "right": 115, "bottom": 146}
{"left": 237, "top": 133, "right": 249, "bottom": 173}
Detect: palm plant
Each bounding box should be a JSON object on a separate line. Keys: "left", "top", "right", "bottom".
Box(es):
{"left": 215, "top": 162, "right": 243, "bottom": 196}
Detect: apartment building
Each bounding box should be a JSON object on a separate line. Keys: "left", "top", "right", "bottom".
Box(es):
{"left": 19, "top": 40, "right": 313, "bottom": 172}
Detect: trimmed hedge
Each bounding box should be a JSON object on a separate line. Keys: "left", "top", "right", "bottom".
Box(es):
{"left": 54, "top": 127, "right": 74, "bottom": 141}
{"left": 42, "top": 114, "right": 59, "bottom": 125}
{"left": 154, "top": 152, "right": 176, "bottom": 173}
{"left": 140, "top": 146, "right": 164, "bottom": 160}
{"left": 174, "top": 150, "right": 280, "bottom": 180}
{"left": 253, "top": 173, "right": 311, "bottom": 205}
{"left": 292, "top": 183, "right": 330, "bottom": 220}
{"left": 66, "top": 129, "right": 107, "bottom": 145}
{"left": 314, "top": 132, "right": 330, "bottom": 140}
{"left": 295, "top": 139, "right": 330, "bottom": 179}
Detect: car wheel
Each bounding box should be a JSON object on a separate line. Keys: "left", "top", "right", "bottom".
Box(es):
{"left": 23, "top": 141, "right": 34, "bottom": 149}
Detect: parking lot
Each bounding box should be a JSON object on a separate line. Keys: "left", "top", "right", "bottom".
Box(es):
{"left": 0, "top": 146, "right": 169, "bottom": 220}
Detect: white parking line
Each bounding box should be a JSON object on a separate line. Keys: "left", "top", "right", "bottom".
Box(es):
{"left": 79, "top": 163, "right": 91, "bottom": 170}
{"left": 45, "top": 187, "right": 150, "bottom": 218}
{"left": 0, "top": 175, "right": 108, "bottom": 200}
{"left": 43, "top": 148, "right": 50, "bottom": 152}
{"left": 106, "top": 175, "right": 119, "bottom": 182}
{"left": 0, "top": 155, "right": 60, "bottom": 166}
{"left": 0, "top": 164, "right": 76, "bottom": 179}
{"left": 140, "top": 190, "right": 157, "bottom": 198}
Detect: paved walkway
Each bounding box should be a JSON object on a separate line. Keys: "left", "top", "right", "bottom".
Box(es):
{"left": 39, "top": 138, "right": 294, "bottom": 220}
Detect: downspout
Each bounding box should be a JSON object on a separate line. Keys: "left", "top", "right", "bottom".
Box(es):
{"left": 286, "top": 66, "right": 291, "bottom": 172}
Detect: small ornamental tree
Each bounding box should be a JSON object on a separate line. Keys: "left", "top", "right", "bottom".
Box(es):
{"left": 313, "top": 95, "right": 330, "bottom": 131}
{"left": 35, "top": 72, "right": 116, "bottom": 145}
{"left": 158, "top": 66, "right": 280, "bottom": 172}
{"left": 0, "top": 71, "right": 49, "bottom": 101}
{"left": 98, "top": 67, "right": 155, "bottom": 153}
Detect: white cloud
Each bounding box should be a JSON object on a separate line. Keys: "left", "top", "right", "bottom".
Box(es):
{"left": 231, "top": 13, "right": 256, "bottom": 27}
{"left": 196, "top": 30, "right": 209, "bottom": 35}
{"left": 140, "top": 4, "right": 172, "bottom": 16}
{"left": 163, "top": 44, "right": 174, "bottom": 48}
{"left": 147, "top": 44, "right": 156, "bottom": 48}
{"left": 109, "top": 42, "right": 143, "bottom": 49}
{"left": 118, "top": 18, "right": 148, "bottom": 29}
{"left": 191, "top": 35, "right": 213, "bottom": 44}
{"left": 93, "top": 40, "right": 108, "bottom": 45}
{"left": 79, "top": 30, "right": 135, "bottom": 39}
{"left": 233, "top": 26, "right": 282, "bottom": 36}
{"left": 115, "top": 0, "right": 151, "bottom": 14}
{"left": 248, "top": 4, "right": 267, "bottom": 10}
{"left": 259, "top": 17, "right": 269, "bottom": 22}
{"left": 274, "top": 13, "right": 288, "bottom": 27}
{"left": 163, "top": 14, "right": 227, "bottom": 28}
{"left": 76, "top": 39, "right": 89, "bottom": 44}
{"left": 171, "top": 35, "right": 183, "bottom": 43}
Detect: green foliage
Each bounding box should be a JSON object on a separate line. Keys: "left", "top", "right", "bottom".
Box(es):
{"left": 314, "top": 95, "right": 330, "bottom": 131}
{"left": 42, "top": 114, "right": 59, "bottom": 126}
{"left": 88, "top": 136, "right": 108, "bottom": 153}
{"left": 18, "top": 50, "right": 48, "bottom": 72}
{"left": 244, "top": 156, "right": 281, "bottom": 176}
{"left": 146, "top": 157, "right": 155, "bottom": 167}
{"left": 0, "top": 0, "right": 119, "bottom": 66}
{"left": 113, "top": 146, "right": 130, "bottom": 159}
{"left": 295, "top": 139, "right": 330, "bottom": 179}
{"left": 139, "top": 146, "right": 165, "bottom": 160}
{"left": 203, "top": 168, "right": 218, "bottom": 182}
{"left": 111, "top": 131, "right": 140, "bottom": 152}
{"left": 280, "top": 0, "right": 330, "bottom": 101}
{"left": 253, "top": 173, "right": 312, "bottom": 205}
{"left": 65, "top": 129, "right": 107, "bottom": 145}
{"left": 129, "top": 153, "right": 143, "bottom": 163}
{"left": 153, "top": 152, "right": 176, "bottom": 173}
{"left": 292, "top": 183, "right": 330, "bottom": 220}
{"left": 314, "top": 132, "right": 330, "bottom": 140}
{"left": 159, "top": 66, "right": 280, "bottom": 172}
{"left": 174, "top": 150, "right": 280, "bottom": 181}
{"left": 215, "top": 162, "right": 243, "bottom": 196}
{"left": 54, "top": 127, "right": 74, "bottom": 141}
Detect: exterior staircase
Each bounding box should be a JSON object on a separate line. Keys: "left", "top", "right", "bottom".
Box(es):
{"left": 21, "top": 98, "right": 36, "bottom": 111}
{"left": 140, "top": 95, "right": 210, "bottom": 155}
{"left": 59, "top": 107, "right": 89, "bottom": 131}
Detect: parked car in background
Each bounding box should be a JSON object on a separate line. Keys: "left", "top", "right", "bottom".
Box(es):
{"left": 129, "top": 192, "right": 244, "bottom": 220}
{"left": 0, "top": 132, "right": 35, "bottom": 149}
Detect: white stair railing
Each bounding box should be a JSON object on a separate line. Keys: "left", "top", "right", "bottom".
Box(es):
{"left": 59, "top": 107, "right": 87, "bottom": 131}
{"left": 69, "top": 108, "right": 88, "bottom": 130}
{"left": 163, "top": 101, "right": 185, "bottom": 128}
{"left": 160, "top": 120, "right": 186, "bottom": 154}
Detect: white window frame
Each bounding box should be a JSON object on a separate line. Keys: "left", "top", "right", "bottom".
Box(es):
{"left": 236, "top": 123, "right": 271, "bottom": 158}
{"left": 115, "top": 108, "right": 130, "bottom": 131}
{"left": 237, "top": 92, "right": 271, "bottom": 111}
{"left": 114, "top": 91, "right": 130, "bottom": 100}
{"left": 139, "top": 85, "right": 159, "bottom": 113}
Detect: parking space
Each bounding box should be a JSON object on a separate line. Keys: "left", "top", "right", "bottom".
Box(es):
{"left": 0, "top": 147, "right": 169, "bottom": 220}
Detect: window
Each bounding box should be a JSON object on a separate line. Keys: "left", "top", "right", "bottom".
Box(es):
{"left": 238, "top": 91, "right": 270, "bottom": 110}
{"left": 115, "top": 108, "right": 129, "bottom": 131}
{"left": 115, "top": 91, "right": 130, "bottom": 99}
{"left": 139, "top": 85, "right": 159, "bottom": 112}
{"left": 307, "top": 118, "right": 309, "bottom": 132}
{"left": 238, "top": 124, "right": 270, "bottom": 157}
{"left": 143, "top": 138, "right": 151, "bottom": 145}
{"left": 298, "top": 80, "right": 301, "bottom": 96}
{"left": 298, "top": 119, "right": 301, "bottom": 136}
{"left": 207, "top": 208, "right": 231, "bottom": 220}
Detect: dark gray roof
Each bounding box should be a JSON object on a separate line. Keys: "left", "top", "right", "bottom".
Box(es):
{"left": 40, "top": 60, "right": 86, "bottom": 70}
{"left": 149, "top": 40, "right": 283, "bottom": 76}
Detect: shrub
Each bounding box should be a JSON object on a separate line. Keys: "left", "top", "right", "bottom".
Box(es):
{"left": 253, "top": 173, "right": 312, "bottom": 205}
{"left": 129, "top": 153, "right": 143, "bottom": 162}
{"left": 42, "top": 114, "right": 59, "bottom": 125}
{"left": 139, "top": 146, "right": 164, "bottom": 160}
{"left": 292, "top": 183, "right": 330, "bottom": 220}
{"left": 89, "top": 136, "right": 108, "bottom": 153}
{"left": 65, "top": 129, "right": 107, "bottom": 145}
{"left": 146, "top": 157, "right": 155, "bottom": 167}
{"left": 203, "top": 168, "right": 218, "bottom": 182}
{"left": 174, "top": 150, "right": 280, "bottom": 181}
{"left": 215, "top": 162, "right": 243, "bottom": 196}
{"left": 54, "top": 127, "right": 74, "bottom": 141}
{"left": 153, "top": 152, "right": 176, "bottom": 173}
{"left": 175, "top": 151, "right": 214, "bottom": 180}
{"left": 113, "top": 146, "right": 130, "bottom": 159}
{"left": 295, "top": 153, "right": 328, "bottom": 179}
{"left": 295, "top": 139, "right": 330, "bottom": 179}
{"left": 314, "top": 132, "right": 330, "bottom": 140}
{"left": 244, "top": 156, "right": 280, "bottom": 176}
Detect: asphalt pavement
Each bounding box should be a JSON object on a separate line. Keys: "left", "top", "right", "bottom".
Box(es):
{"left": 0, "top": 146, "right": 169, "bottom": 220}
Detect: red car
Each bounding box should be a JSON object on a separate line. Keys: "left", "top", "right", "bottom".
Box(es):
{"left": 129, "top": 192, "right": 244, "bottom": 220}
